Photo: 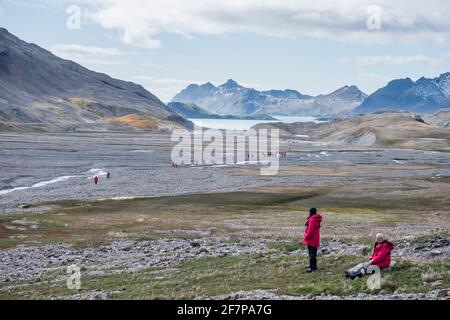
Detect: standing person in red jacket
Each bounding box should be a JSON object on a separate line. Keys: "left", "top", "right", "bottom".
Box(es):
{"left": 369, "top": 233, "right": 395, "bottom": 269}
{"left": 302, "top": 208, "right": 323, "bottom": 273}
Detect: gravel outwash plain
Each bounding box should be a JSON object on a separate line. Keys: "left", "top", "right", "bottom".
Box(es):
{"left": 2, "top": 132, "right": 450, "bottom": 214}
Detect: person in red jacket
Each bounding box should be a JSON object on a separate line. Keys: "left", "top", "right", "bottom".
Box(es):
{"left": 369, "top": 233, "right": 395, "bottom": 269}
{"left": 302, "top": 208, "right": 323, "bottom": 273}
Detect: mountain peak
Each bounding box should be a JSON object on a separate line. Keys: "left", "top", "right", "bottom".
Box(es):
{"left": 337, "top": 85, "right": 353, "bottom": 91}
{"left": 222, "top": 79, "right": 240, "bottom": 88}
{"left": 201, "top": 82, "right": 216, "bottom": 89}
{"left": 438, "top": 72, "right": 450, "bottom": 80}
{"left": 388, "top": 77, "right": 414, "bottom": 86}
{"left": 172, "top": 81, "right": 216, "bottom": 104}
{"left": 186, "top": 83, "right": 200, "bottom": 89}
{"left": 417, "top": 76, "right": 428, "bottom": 82}
{"left": 329, "top": 85, "right": 366, "bottom": 97}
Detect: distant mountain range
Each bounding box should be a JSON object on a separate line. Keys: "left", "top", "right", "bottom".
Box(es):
{"left": 2, "top": 27, "right": 450, "bottom": 132}
{"left": 172, "top": 80, "right": 367, "bottom": 116}
{"left": 353, "top": 73, "right": 450, "bottom": 114}
{"left": 0, "top": 28, "right": 191, "bottom": 132}
{"left": 173, "top": 74, "right": 450, "bottom": 117}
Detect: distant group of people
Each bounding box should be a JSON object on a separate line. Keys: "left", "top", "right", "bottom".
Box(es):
{"left": 93, "top": 172, "right": 111, "bottom": 185}
{"left": 170, "top": 150, "right": 289, "bottom": 167}
{"left": 265, "top": 151, "right": 288, "bottom": 157}
{"left": 301, "top": 208, "right": 394, "bottom": 274}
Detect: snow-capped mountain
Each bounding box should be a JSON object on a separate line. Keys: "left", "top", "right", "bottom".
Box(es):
{"left": 172, "top": 80, "right": 366, "bottom": 116}
{"left": 353, "top": 73, "right": 450, "bottom": 114}
{"left": 174, "top": 82, "right": 216, "bottom": 104}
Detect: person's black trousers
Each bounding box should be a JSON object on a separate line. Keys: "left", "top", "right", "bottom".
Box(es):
{"left": 307, "top": 245, "right": 318, "bottom": 270}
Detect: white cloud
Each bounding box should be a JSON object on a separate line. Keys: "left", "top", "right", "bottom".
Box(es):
{"left": 51, "top": 44, "right": 123, "bottom": 65}
{"left": 69, "top": 0, "right": 450, "bottom": 48}
{"left": 358, "top": 55, "right": 442, "bottom": 67}
{"left": 135, "top": 76, "right": 204, "bottom": 102}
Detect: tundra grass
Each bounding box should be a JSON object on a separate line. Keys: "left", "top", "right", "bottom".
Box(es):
{"left": 0, "top": 184, "right": 448, "bottom": 249}
{"left": 1, "top": 254, "right": 448, "bottom": 299}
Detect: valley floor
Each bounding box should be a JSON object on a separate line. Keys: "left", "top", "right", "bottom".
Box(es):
{"left": 0, "top": 132, "right": 449, "bottom": 299}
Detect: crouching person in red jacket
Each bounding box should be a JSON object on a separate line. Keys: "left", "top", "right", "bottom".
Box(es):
{"left": 302, "top": 208, "right": 323, "bottom": 273}
{"left": 369, "top": 233, "right": 395, "bottom": 269}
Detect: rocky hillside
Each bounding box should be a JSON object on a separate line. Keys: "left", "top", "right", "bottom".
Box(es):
{"left": 425, "top": 108, "right": 450, "bottom": 128}
{"left": 0, "top": 28, "right": 191, "bottom": 132}
{"left": 172, "top": 80, "right": 366, "bottom": 117}
{"left": 167, "top": 102, "right": 215, "bottom": 118}
{"left": 253, "top": 112, "right": 450, "bottom": 150}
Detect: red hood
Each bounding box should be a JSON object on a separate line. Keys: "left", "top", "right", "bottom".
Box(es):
{"left": 306, "top": 213, "right": 322, "bottom": 225}
{"left": 377, "top": 240, "right": 394, "bottom": 250}
{"left": 386, "top": 241, "right": 395, "bottom": 250}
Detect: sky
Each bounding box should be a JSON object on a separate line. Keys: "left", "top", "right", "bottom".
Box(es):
{"left": 1, "top": 0, "right": 450, "bottom": 102}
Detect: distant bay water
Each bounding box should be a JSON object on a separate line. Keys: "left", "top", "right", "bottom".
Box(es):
{"left": 188, "top": 116, "right": 324, "bottom": 130}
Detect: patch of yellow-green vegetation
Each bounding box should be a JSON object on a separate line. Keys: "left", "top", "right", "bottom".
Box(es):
{"left": 53, "top": 108, "right": 65, "bottom": 116}
{"left": 0, "top": 211, "right": 113, "bottom": 249}
{"left": 2, "top": 255, "right": 448, "bottom": 299}
{"left": 0, "top": 238, "right": 19, "bottom": 250}
{"left": 269, "top": 241, "right": 301, "bottom": 253}
{"left": 68, "top": 97, "right": 96, "bottom": 107}
{"left": 381, "top": 139, "right": 404, "bottom": 147}
{"left": 425, "top": 176, "right": 450, "bottom": 184}
{"left": 322, "top": 207, "right": 415, "bottom": 224}
{"left": 383, "top": 260, "right": 450, "bottom": 294}
{"left": 108, "top": 114, "right": 186, "bottom": 130}
{"left": 0, "top": 217, "right": 22, "bottom": 249}
{"left": 292, "top": 183, "right": 450, "bottom": 212}
{"left": 0, "top": 267, "right": 86, "bottom": 300}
